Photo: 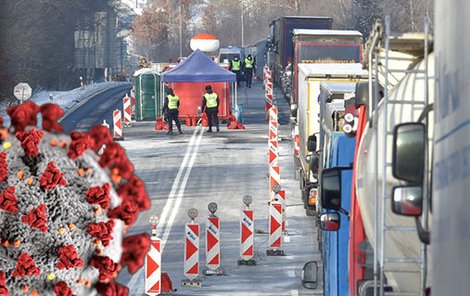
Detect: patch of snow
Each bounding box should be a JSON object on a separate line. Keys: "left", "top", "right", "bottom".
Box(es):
{"left": 1, "top": 82, "right": 125, "bottom": 126}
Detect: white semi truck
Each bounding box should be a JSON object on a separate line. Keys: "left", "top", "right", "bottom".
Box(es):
{"left": 295, "top": 63, "right": 366, "bottom": 215}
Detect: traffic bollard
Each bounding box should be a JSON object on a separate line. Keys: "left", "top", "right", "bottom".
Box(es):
{"left": 113, "top": 109, "right": 123, "bottom": 141}
{"left": 267, "top": 198, "right": 284, "bottom": 256}
{"left": 145, "top": 216, "right": 162, "bottom": 296}
{"left": 123, "top": 94, "right": 133, "bottom": 127}
{"left": 238, "top": 195, "right": 256, "bottom": 266}
{"left": 269, "top": 165, "right": 281, "bottom": 201}
{"left": 203, "top": 202, "right": 225, "bottom": 276}
{"left": 182, "top": 208, "right": 202, "bottom": 287}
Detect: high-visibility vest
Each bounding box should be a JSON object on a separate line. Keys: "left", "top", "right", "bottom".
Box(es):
{"left": 245, "top": 58, "right": 254, "bottom": 69}
{"left": 231, "top": 60, "right": 241, "bottom": 71}
{"left": 204, "top": 93, "right": 218, "bottom": 108}
{"left": 167, "top": 94, "right": 179, "bottom": 110}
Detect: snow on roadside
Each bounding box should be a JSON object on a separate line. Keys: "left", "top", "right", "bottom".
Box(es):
{"left": 1, "top": 82, "right": 129, "bottom": 126}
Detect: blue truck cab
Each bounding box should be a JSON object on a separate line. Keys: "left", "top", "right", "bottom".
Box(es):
{"left": 321, "top": 132, "right": 355, "bottom": 296}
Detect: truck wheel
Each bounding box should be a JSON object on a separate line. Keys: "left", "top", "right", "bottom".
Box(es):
{"left": 306, "top": 206, "right": 316, "bottom": 216}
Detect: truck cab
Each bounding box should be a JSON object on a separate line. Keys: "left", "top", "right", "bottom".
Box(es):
{"left": 295, "top": 64, "right": 366, "bottom": 215}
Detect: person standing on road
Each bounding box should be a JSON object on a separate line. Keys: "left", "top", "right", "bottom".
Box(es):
{"left": 244, "top": 54, "right": 255, "bottom": 88}
{"left": 202, "top": 85, "right": 220, "bottom": 133}
{"left": 230, "top": 56, "right": 242, "bottom": 86}
{"left": 162, "top": 88, "right": 183, "bottom": 135}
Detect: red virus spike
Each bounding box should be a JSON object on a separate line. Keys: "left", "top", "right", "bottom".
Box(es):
{"left": 107, "top": 199, "right": 139, "bottom": 226}
{"left": 99, "top": 143, "right": 125, "bottom": 169}
{"left": 87, "top": 220, "right": 115, "bottom": 247}
{"left": 21, "top": 204, "right": 48, "bottom": 232}
{"left": 90, "top": 256, "right": 120, "bottom": 283}
{"left": 6, "top": 101, "right": 40, "bottom": 132}
{"left": 53, "top": 281, "right": 74, "bottom": 296}
{"left": 117, "top": 175, "right": 150, "bottom": 211}
{"left": 120, "top": 233, "right": 150, "bottom": 274}
{"left": 0, "top": 271, "right": 8, "bottom": 295}
{"left": 12, "top": 253, "right": 41, "bottom": 278}
{"left": 15, "top": 129, "right": 44, "bottom": 157}
{"left": 0, "top": 186, "right": 18, "bottom": 214}
{"left": 0, "top": 152, "right": 8, "bottom": 182}
{"left": 39, "top": 103, "right": 64, "bottom": 133}
{"left": 85, "top": 183, "right": 111, "bottom": 210}
{"left": 95, "top": 279, "right": 129, "bottom": 296}
{"left": 89, "top": 125, "right": 113, "bottom": 152}
{"left": 56, "top": 244, "right": 84, "bottom": 270}
{"left": 39, "top": 162, "right": 67, "bottom": 190}
{"left": 67, "top": 131, "right": 93, "bottom": 160}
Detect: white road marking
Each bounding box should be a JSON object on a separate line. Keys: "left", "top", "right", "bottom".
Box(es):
{"left": 291, "top": 289, "right": 299, "bottom": 296}
{"left": 127, "top": 127, "right": 203, "bottom": 293}
{"left": 284, "top": 236, "right": 291, "bottom": 243}
{"left": 161, "top": 127, "right": 204, "bottom": 248}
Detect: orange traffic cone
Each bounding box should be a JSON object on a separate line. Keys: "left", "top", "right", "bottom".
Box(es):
{"left": 154, "top": 116, "right": 169, "bottom": 131}
{"left": 201, "top": 113, "right": 209, "bottom": 127}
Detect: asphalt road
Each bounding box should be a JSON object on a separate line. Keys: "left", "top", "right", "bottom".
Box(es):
{"left": 60, "top": 82, "right": 132, "bottom": 132}
{"left": 109, "top": 79, "right": 324, "bottom": 296}
{"left": 55, "top": 78, "right": 324, "bottom": 295}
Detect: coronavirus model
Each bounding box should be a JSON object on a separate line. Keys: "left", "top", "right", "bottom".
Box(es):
{"left": 0, "top": 102, "right": 151, "bottom": 295}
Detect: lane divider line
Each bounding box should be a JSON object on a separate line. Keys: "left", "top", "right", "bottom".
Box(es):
{"left": 127, "top": 127, "right": 203, "bottom": 293}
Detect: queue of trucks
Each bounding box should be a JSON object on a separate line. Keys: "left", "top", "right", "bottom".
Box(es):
{"left": 259, "top": 4, "right": 468, "bottom": 295}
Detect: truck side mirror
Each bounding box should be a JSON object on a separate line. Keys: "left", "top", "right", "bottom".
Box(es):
{"left": 307, "top": 135, "right": 317, "bottom": 152}
{"left": 392, "top": 186, "right": 423, "bottom": 216}
{"left": 320, "top": 212, "right": 340, "bottom": 231}
{"left": 301, "top": 261, "right": 318, "bottom": 289}
{"left": 392, "top": 123, "right": 425, "bottom": 184}
{"left": 290, "top": 103, "right": 298, "bottom": 117}
{"left": 321, "top": 167, "right": 342, "bottom": 211}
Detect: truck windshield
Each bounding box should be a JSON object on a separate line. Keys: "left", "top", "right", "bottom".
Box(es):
{"left": 298, "top": 44, "right": 362, "bottom": 63}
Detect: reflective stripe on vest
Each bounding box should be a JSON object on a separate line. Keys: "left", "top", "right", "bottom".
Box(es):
{"left": 167, "top": 95, "right": 179, "bottom": 110}
{"left": 245, "top": 58, "right": 253, "bottom": 68}
{"left": 204, "top": 93, "right": 218, "bottom": 108}
{"left": 232, "top": 60, "right": 241, "bottom": 71}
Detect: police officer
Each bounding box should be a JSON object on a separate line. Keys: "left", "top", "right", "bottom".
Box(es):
{"left": 244, "top": 54, "right": 255, "bottom": 88}
{"left": 230, "top": 56, "right": 242, "bottom": 85}
{"left": 202, "top": 85, "right": 220, "bottom": 132}
{"left": 162, "top": 88, "right": 182, "bottom": 135}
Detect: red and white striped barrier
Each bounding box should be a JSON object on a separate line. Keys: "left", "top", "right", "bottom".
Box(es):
{"left": 205, "top": 216, "right": 222, "bottom": 273}
{"left": 113, "top": 109, "right": 123, "bottom": 140}
{"left": 269, "top": 121, "right": 278, "bottom": 140}
{"left": 123, "top": 94, "right": 132, "bottom": 126}
{"left": 268, "top": 139, "right": 279, "bottom": 167}
{"left": 267, "top": 200, "right": 284, "bottom": 256}
{"left": 145, "top": 216, "right": 161, "bottom": 296}
{"left": 269, "top": 106, "right": 278, "bottom": 123}
{"left": 240, "top": 209, "right": 254, "bottom": 261}
{"left": 276, "top": 190, "right": 287, "bottom": 232}
{"left": 184, "top": 223, "right": 199, "bottom": 278}
{"left": 269, "top": 165, "right": 281, "bottom": 201}
{"left": 182, "top": 209, "right": 202, "bottom": 287}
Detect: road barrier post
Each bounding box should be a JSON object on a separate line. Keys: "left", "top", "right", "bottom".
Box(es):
{"left": 267, "top": 197, "right": 284, "bottom": 256}
{"left": 123, "top": 94, "right": 133, "bottom": 127}
{"left": 203, "top": 202, "right": 225, "bottom": 276}
{"left": 145, "top": 216, "right": 162, "bottom": 296}
{"left": 113, "top": 109, "right": 123, "bottom": 141}
{"left": 269, "top": 165, "right": 281, "bottom": 201}
{"left": 238, "top": 195, "right": 256, "bottom": 266}
{"left": 182, "top": 208, "right": 202, "bottom": 287}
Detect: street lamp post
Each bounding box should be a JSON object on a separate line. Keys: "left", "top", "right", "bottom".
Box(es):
{"left": 241, "top": 1, "right": 244, "bottom": 47}
{"left": 179, "top": 0, "right": 183, "bottom": 58}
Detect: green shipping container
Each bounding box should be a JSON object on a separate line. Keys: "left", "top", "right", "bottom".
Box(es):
{"left": 134, "top": 69, "right": 162, "bottom": 121}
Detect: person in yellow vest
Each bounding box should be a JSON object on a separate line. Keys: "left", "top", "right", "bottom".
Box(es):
{"left": 202, "top": 85, "right": 220, "bottom": 132}
{"left": 162, "top": 88, "right": 182, "bottom": 135}
{"left": 244, "top": 54, "right": 255, "bottom": 88}
{"left": 230, "top": 56, "right": 242, "bottom": 85}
